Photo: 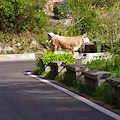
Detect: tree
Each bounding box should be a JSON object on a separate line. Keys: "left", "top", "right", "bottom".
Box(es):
{"left": 0, "top": 0, "right": 49, "bottom": 32}
{"left": 99, "top": 2, "right": 120, "bottom": 46}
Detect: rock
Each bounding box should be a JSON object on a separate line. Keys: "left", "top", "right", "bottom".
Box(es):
{"left": 30, "top": 40, "right": 39, "bottom": 48}
{"left": 4, "top": 46, "right": 15, "bottom": 52}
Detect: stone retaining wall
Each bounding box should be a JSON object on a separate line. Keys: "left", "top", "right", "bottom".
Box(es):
{"left": 40, "top": 59, "right": 120, "bottom": 101}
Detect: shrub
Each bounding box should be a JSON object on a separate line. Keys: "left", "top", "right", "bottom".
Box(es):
{"left": 64, "top": 0, "right": 100, "bottom": 37}
{"left": 92, "top": 0, "right": 118, "bottom": 8}
{"left": 85, "top": 59, "right": 109, "bottom": 70}
{"left": 85, "top": 55, "right": 120, "bottom": 77}
{"left": 35, "top": 51, "right": 75, "bottom": 75}
{"left": 0, "top": 0, "right": 49, "bottom": 32}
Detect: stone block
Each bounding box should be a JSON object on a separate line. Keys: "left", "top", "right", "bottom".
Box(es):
{"left": 66, "top": 64, "right": 90, "bottom": 82}
{"left": 83, "top": 70, "right": 111, "bottom": 89}
{"left": 110, "top": 78, "right": 120, "bottom": 100}
{"left": 50, "top": 61, "right": 66, "bottom": 76}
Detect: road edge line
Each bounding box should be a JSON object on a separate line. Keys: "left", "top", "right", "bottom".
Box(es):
{"left": 27, "top": 72, "right": 120, "bottom": 120}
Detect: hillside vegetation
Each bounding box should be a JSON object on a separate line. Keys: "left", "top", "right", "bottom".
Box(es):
{"left": 0, "top": 0, "right": 120, "bottom": 53}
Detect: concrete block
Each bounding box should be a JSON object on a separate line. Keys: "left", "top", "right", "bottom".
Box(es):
{"left": 83, "top": 70, "right": 111, "bottom": 89}
{"left": 50, "top": 61, "right": 66, "bottom": 76}
{"left": 66, "top": 64, "right": 90, "bottom": 82}
{"left": 110, "top": 78, "right": 120, "bottom": 100}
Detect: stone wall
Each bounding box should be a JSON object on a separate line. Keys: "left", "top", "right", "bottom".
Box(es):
{"left": 41, "top": 59, "right": 120, "bottom": 101}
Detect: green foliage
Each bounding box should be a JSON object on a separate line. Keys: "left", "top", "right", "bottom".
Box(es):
{"left": 54, "top": 0, "right": 120, "bottom": 42}
{"left": 61, "top": 71, "right": 77, "bottom": 87}
{"left": 35, "top": 51, "right": 75, "bottom": 75}
{"left": 94, "top": 82, "right": 120, "bottom": 108}
{"left": 66, "top": 0, "right": 118, "bottom": 8}
{"left": 92, "top": 0, "right": 118, "bottom": 8}
{"left": 53, "top": 2, "right": 72, "bottom": 19}
{"left": 85, "top": 55, "right": 120, "bottom": 77}
{"left": 0, "top": 0, "right": 49, "bottom": 32}
{"left": 32, "top": 67, "right": 43, "bottom": 75}
{"left": 108, "top": 41, "right": 120, "bottom": 55}
{"left": 0, "top": 33, "right": 8, "bottom": 42}
{"left": 79, "top": 82, "right": 95, "bottom": 96}
{"left": 85, "top": 59, "right": 109, "bottom": 70}
{"left": 36, "top": 51, "right": 75, "bottom": 67}
{"left": 95, "top": 82, "right": 113, "bottom": 103}
{"left": 64, "top": 0, "right": 100, "bottom": 36}
{"left": 97, "top": 1, "right": 120, "bottom": 44}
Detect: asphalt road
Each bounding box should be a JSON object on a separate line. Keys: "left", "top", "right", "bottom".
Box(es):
{"left": 0, "top": 60, "right": 118, "bottom": 120}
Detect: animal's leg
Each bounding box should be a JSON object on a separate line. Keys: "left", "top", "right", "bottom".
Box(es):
{"left": 79, "top": 45, "right": 84, "bottom": 53}
{"left": 53, "top": 45, "right": 58, "bottom": 54}
{"left": 71, "top": 48, "right": 75, "bottom": 55}
{"left": 80, "top": 46, "right": 82, "bottom": 53}
{"left": 81, "top": 44, "right": 85, "bottom": 53}
{"left": 71, "top": 48, "right": 77, "bottom": 59}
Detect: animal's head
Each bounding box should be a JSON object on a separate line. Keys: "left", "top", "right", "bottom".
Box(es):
{"left": 82, "top": 34, "right": 90, "bottom": 44}
{"left": 50, "top": 35, "right": 60, "bottom": 45}
{"left": 47, "top": 33, "right": 56, "bottom": 43}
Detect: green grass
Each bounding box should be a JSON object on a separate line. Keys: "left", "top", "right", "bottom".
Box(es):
{"left": 94, "top": 82, "right": 113, "bottom": 103}
{"left": 85, "top": 56, "right": 120, "bottom": 77}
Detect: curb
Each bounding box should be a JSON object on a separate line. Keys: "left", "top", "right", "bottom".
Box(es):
{"left": 27, "top": 72, "right": 120, "bottom": 120}
{"left": 0, "top": 53, "right": 36, "bottom": 61}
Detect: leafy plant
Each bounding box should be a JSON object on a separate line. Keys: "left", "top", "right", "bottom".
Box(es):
{"left": 63, "top": 0, "right": 101, "bottom": 38}
{"left": 35, "top": 51, "right": 75, "bottom": 75}
{"left": 85, "top": 55, "right": 120, "bottom": 77}
{"left": 0, "top": 0, "right": 48, "bottom": 32}
{"left": 85, "top": 59, "right": 108, "bottom": 70}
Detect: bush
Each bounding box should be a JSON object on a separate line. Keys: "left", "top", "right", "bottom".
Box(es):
{"left": 92, "top": 0, "right": 118, "bottom": 8}
{"left": 66, "top": 0, "right": 118, "bottom": 8}
{"left": 64, "top": 0, "right": 100, "bottom": 37}
{"left": 0, "top": 0, "right": 49, "bottom": 32}
{"left": 85, "top": 59, "right": 109, "bottom": 70}
{"left": 85, "top": 55, "right": 120, "bottom": 77}
{"left": 35, "top": 51, "right": 75, "bottom": 75}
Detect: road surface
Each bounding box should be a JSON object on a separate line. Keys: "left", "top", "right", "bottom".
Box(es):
{"left": 0, "top": 60, "right": 119, "bottom": 120}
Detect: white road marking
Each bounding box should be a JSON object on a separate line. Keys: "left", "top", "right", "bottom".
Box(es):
{"left": 27, "top": 72, "right": 120, "bottom": 120}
